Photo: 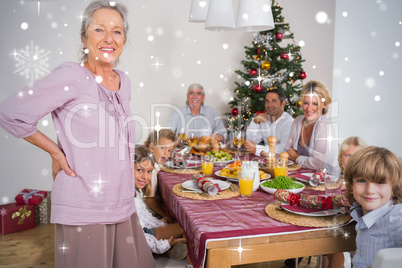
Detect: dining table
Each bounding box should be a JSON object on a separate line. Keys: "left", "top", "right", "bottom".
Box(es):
{"left": 157, "top": 155, "right": 356, "bottom": 268}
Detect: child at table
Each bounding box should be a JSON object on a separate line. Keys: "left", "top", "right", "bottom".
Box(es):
{"left": 338, "top": 136, "right": 367, "bottom": 177}
{"left": 344, "top": 146, "right": 402, "bottom": 268}
{"left": 143, "top": 129, "right": 178, "bottom": 221}
{"left": 134, "top": 146, "right": 187, "bottom": 259}
{"left": 323, "top": 137, "right": 368, "bottom": 267}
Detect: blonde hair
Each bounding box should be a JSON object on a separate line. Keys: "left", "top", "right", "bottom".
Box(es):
{"left": 144, "top": 129, "right": 178, "bottom": 149}
{"left": 186, "top": 83, "right": 205, "bottom": 105}
{"left": 338, "top": 136, "right": 368, "bottom": 173}
{"left": 300, "top": 80, "right": 332, "bottom": 115}
{"left": 344, "top": 146, "right": 402, "bottom": 205}
{"left": 134, "top": 145, "right": 155, "bottom": 197}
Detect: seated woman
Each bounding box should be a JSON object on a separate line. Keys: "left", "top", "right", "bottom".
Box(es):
{"left": 284, "top": 80, "right": 340, "bottom": 176}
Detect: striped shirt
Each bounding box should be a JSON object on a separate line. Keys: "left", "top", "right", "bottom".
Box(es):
{"left": 350, "top": 201, "right": 402, "bottom": 268}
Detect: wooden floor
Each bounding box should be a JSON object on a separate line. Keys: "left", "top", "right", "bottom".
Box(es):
{"left": 0, "top": 224, "right": 318, "bottom": 268}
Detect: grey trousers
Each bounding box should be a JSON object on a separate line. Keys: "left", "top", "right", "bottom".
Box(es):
{"left": 54, "top": 213, "right": 156, "bottom": 268}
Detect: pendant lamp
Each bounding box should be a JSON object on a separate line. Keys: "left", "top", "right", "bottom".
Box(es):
{"left": 189, "top": 0, "right": 210, "bottom": 22}
{"left": 236, "top": 0, "right": 275, "bottom": 32}
{"left": 205, "top": 0, "right": 235, "bottom": 31}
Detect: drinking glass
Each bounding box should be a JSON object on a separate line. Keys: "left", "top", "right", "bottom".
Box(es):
{"left": 201, "top": 155, "right": 215, "bottom": 176}
{"left": 233, "top": 130, "right": 245, "bottom": 160}
{"left": 177, "top": 129, "right": 186, "bottom": 147}
{"left": 186, "top": 133, "right": 196, "bottom": 160}
{"left": 274, "top": 158, "right": 288, "bottom": 178}
{"left": 325, "top": 175, "right": 343, "bottom": 196}
{"left": 239, "top": 176, "right": 254, "bottom": 196}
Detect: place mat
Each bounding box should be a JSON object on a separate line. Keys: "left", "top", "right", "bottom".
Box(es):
{"left": 172, "top": 183, "right": 240, "bottom": 200}
{"left": 160, "top": 166, "right": 202, "bottom": 175}
{"left": 288, "top": 163, "right": 302, "bottom": 171}
{"left": 264, "top": 201, "right": 351, "bottom": 228}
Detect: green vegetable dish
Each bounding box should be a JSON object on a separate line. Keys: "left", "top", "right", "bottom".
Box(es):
{"left": 206, "top": 150, "right": 233, "bottom": 161}
{"left": 261, "top": 175, "right": 303, "bottom": 190}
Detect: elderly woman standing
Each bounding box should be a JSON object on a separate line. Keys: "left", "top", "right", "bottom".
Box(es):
{"left": 284, "top": 80, "right": 340, "bottom": 176}
{"left": 0, "top": 1, "right": 155, "bottom": 267}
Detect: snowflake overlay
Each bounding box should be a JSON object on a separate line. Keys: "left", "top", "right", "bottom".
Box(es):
{"left": 11, "top": 41, "right": 51, "bottom": 85}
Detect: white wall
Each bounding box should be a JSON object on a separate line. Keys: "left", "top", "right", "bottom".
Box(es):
{"left": 333, "top": 0, "right": 402, "bottom": 154}
{"left": 1, "top": 0, "right": 399, "bottom": 203}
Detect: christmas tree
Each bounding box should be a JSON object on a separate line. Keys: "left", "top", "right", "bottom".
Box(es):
{"left": 227, "top": 0, "right": 306, "bottom": 131}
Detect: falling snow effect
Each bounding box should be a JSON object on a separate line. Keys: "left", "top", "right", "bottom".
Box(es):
{"left": 365, "top": 77, "right": 376, "bottom": 89}
{"left": 12, "top": 41, "right": 51, "bottom": 86}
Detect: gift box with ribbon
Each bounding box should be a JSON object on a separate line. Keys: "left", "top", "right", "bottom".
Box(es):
{"left": 35, "top": 191, "right": 51, "bottom": 225}
{"left": 15, "top": 189, "right": 47, "bottom": 205}
{"left": 0, "top": 203, "right": 36, "bottom": 235}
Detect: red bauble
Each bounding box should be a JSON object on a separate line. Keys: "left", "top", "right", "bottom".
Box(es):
{"left": 299, "top": 70, "right": 307, "bottom": 79}
{"left": 256, "top": 110, "right": 266, "bottom": 115}
{"left": 253, "top": 84, "right": 263, "bottom": 93}
{"left": 275, "top": 32, "right": 284, "bottom": 41}
{"left": 249, "top": 69, "right": 258, "bottom": 76}
{"left": 280, "top": 52, "right": 289, "bottom": 60}
{"left": 231, "top": 107, "right": 239, "bottom": 117}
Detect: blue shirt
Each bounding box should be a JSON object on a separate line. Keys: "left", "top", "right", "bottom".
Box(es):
{"left": 166, "top": 105, "right": 227, "bottom": 137}
{"left": 350, "top": 201, "right": 402, "bottom": 268}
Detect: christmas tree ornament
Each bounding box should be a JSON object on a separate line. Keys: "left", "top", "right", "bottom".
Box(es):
{"left": 261, "top": 61, "right": 271, "bottom": 70}
{"left": 299, "top": 70, "right": 307, "bottom": 79}
{"left": 231, "top": 107, "right": 239, "bottom": 116}
{"left": 296, "top": 100, "right": 302, "bottom": 107}
{"left": 249, "top": 69, "right": 258, "bottom": 76}
{"left": 280, "top": 52, "right": 289, "bottom": 60}
{"left": 275, "top": 31, "right": 284, "bottom": 41}
{"left": 254, "top": 55, "right": 262, "bottom": 60}
{"left": 253, "top": 84, "right": 263, "bottom": 93}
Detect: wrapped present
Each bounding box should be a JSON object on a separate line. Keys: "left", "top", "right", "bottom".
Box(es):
{"left": 15, "top": 189, "right": 47, "bottom": 205}
{"left": 0, "top": 203, "right": 36, "bottom": 235}
{"left": 192, "top": 174, "right": 221, "bottom": 196}
{"left": 35, "top": 191, "right": 51, "bottom": 225}
{"left": 274, "top": 189, "right": 348, "bottom": 210}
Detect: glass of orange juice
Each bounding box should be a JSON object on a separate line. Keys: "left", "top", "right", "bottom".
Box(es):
{"left": 239, "top": 176, "right": 254, "bottom": 196}
{"left": 274, "top": 158, "right": 288, "bottom": 177}
{"left": 201, "top": 155, "right": 215, "bottom": 176}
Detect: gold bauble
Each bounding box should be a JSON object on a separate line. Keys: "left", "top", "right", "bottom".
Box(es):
{"left": 254, "top": 55, "right": 262, "bottom": 60}
{"left": 261, "top": 61, "right": 271, "bottom": 70}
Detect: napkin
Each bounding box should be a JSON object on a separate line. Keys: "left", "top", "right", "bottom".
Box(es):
{"left": 294, "top": 173, "right": 311, "bottom": 182}
{"left": 281, "top": 204, "right": 326, "bottom": 213}
{"left": 192, "top": 174, "right": 221, "bottom": 196}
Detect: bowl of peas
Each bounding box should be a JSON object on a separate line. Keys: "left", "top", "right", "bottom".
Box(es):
{"left": 260, "top": 175, "right": 305, "bottom": 195}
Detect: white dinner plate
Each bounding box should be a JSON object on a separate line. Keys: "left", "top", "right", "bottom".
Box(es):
{"left": 280, "top": 203, "right": 340, "bottom": 217}
{"left": 214, "top": 160, "right": 234, "bottom": 167}
{"left": 258, "top": 159, "right": 294, "bottom": 167}
{"left": 294, "top": 172, "right": 325, "bottom": 185}
{"left": 182, "top": 179, "right": 231, "bottom": 191}
{"left": 215, "top": 170, "right": 271, "bottom": 182}
{"left": 165, "top": 160, "right": 202, "bottom": 169}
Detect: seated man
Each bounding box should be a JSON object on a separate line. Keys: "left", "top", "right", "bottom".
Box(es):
{"left": 166, "top": 83, "right": 226, "bottom": 142}
{"left": 244, "top": 89, "right": 294, "bottom": 156}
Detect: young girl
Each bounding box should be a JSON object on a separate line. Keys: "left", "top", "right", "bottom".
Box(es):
{"left": 338, "top": 136, "right": 368, "bottom": 177}
{"left": 134, "top": 146, "right": 187, "bottom": 259}
{"left": 344, "top": 146, "right": 402, "bottom": 268}
{"left": 143, "top": 129, "right": 178, "bottom": 220}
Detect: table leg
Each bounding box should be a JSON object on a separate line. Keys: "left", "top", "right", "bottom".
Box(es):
{"left": 206, "top": 248, "right": 232, "bottom": 268}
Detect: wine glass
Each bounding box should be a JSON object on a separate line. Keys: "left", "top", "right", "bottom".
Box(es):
{"left": 177, "top": 129, "right": 186, "bottom": 148}
{"left": 186, "top": 132, "right": 197, "bottom": 160}
{"left": 233, "top": 130, "right": 245, "bottom": 160}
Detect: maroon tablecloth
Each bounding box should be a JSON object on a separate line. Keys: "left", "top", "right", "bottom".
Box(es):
{"left": 158, "top": 164, "right": 327, "bottom": 268}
